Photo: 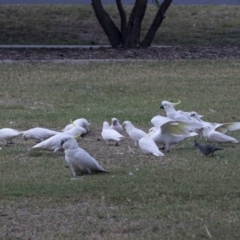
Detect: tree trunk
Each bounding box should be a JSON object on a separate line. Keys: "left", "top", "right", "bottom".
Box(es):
{"left": 91, "top": 0, "right": 122, "bottom": 48}
{"left": 116, "top": 0, "right": 127, "bottom": 43}
{"left": 124, "top": 0, "right": 148, "bottom": 48}
{"left": 91, "top": 0, "right": 172, "bottom": 49}
{"left": 140, "top": 0, "right": 172, "bottom": 48}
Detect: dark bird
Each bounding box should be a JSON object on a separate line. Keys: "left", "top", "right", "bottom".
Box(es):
{"left": 194, "top": 140, "right": 223, "bottom": 156}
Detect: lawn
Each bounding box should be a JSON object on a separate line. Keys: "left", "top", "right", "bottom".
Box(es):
{"left": 0, "top": 4, "right": 239, "bottom": 46}
{"left": 0, "top": 59, "right": 240, "bottom": 239}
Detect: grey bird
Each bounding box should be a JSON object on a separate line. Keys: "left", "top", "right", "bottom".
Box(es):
{"left": 194, "top": 140, "right": 223, "bottom": 156}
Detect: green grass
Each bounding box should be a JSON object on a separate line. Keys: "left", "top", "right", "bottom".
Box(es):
{"left": 0, "top": 4, "right": 239, "bottom": 46}
{"left": 0, "top": 60, "right": 240, "bottom": 239}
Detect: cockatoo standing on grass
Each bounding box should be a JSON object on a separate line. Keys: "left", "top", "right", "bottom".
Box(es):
{"left": 32, "top": 126, "right": 85, "bottom": 153}
{"left": 63, "top": 118, "right": 90, "bottom": 136}
{"left": 139, "top": 135, "right": 164, "bottom": 156}
{"left": 122, "top": 120, "right": 147, "bottom": 147}
{"left": 61, "top": 137, "right": 108, "bottom": 177}
{"left": 0, "top": 128, "right": 23, "bottom": 145}
{"left": 32, "top": 132, "right": 73, "bottom": 153}
{"left": 198, "top": 126, "right": 239, "bottom": 144}
{"left": 23, "top": 127, "right": 59, "bottom": 142}
{"left": 101, "top": 121, "right": 124, "bottom": 146}
{"left": 110, "top": 117, "right": 123, "bottom": 134}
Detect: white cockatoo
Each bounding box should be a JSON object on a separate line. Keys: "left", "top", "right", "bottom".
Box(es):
{"left": 139, "top": 135, "right": 164, "bottom": 156}
{"left": 109, "top": 117, "right": 123, "bottom": 134}
{"left": 63, "top": 118, "right": 90, "bottom": 136}
{"left": 61, "top": 137, "right": 108, "bottom": 176}
{"left": 149, "top": 115, "right": 202, "bottom": 152}
{"left": 23, "top": 127, "right": 60, "bottom": 142}
{"left": 0, "top": 128, "right": 24, "bottom": 145}
{"left": 64, "top": 125, "right": 87, "bottom": 137}
{"left": 32, "top": 126, "right": 85, "bottom": 153}
{"left": 32, "top": 132, "right": 73, "bottom": 153}
{"left": 160, "top": 100, "right": 193, "bottom": 122}
{"left": 190, "top": 111, "right": 240, "bottom": 134}
{"left": 122, "top": 120, "right": 147, "bottom": 147}
{"left": 101, "top": 121, "right": 124, "bottom": 145}
{"left": 198, "top": 126, "right": 239, "bottom": 144}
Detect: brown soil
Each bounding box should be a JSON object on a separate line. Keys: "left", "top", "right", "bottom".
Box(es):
{"left": 1, "top": 45, "right": 240, "bottom": 61}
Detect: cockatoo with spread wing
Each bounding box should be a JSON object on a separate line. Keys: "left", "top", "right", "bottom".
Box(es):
{"left": 110, "top": 117, "right": 123, "bottom": 134}
{"left": 139, "top": 135, "right": 164, "bottom": 156}
{"left": 101, "top": 121, "right": 124, "bottom": 145}
{"left": 61, "top": 137, "right": 108, "bottom": 177}
{"left": 149, "top": 116, "right": 202, "bottom": 152}
{"left": 160, "top": 100, "right": 193, "bottom": 122}
{"left": 150, "top": 115, "right": 202, "bottom": 133}
{"left": 122, "top": 121, "right": 147, "bottom": 147}
{"left": 0, "top": 128, "right": 24, "bottom": 145}
{"left": 23, "top": 127, "right": 59, "bottom": 142}
{"left": 190, "top": 111, "right": 240, "bottom": 134}
{"left": 198, "top": 126, "right": 239, "bottom": 144}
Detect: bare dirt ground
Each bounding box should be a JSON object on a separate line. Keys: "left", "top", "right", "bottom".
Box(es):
{"left": 1, "top": 45, "right": 240, "bottom": 61}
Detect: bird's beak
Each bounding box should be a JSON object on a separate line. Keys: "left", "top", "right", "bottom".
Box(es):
{"left": 160, "top": 104, "right": 164, "bottom": 109}
{"left": 172, "top": 100, "right": 181, "bottom": 106}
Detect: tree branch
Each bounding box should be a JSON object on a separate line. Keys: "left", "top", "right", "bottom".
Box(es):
{"left": 91, "top": 0, "right": 122, "bottom": 48}
{"left": 116, "top": 0, "right": 127, "bottom": 42}
{"left": 140, "top": 0, "right": 172, "bottom": 48}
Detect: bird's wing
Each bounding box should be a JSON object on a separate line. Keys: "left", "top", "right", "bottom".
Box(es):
{"left": 151, "top": 115, "right": 172, "bottom": 128}
{"left": 129, "top": 128, "right": 147, "bottom": 141}
{"left": 33, "top": 128, "right": 59, "bottom": 140}
{"left": 208, "top": 130, "right": 238, "bottom": 143}
{"left": 73, "top": 148, "right": 106, "bottom": 172}
{"left": 174, "top": 113, "right": 192, "bottom": 122}
{"left": 161, "top": 121, "right": 189, "bottom": 136}
{"left": 62, "top": 124, "right": 73, "bottom": 131}
{"left": 32, "top": 133, "right": 68, "bottom": 151}
{"left": 215, "top": 122, "right": 240, "bottom": 133}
